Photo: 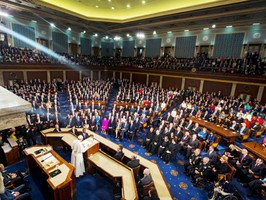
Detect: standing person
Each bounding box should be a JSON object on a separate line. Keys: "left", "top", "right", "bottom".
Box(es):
{"left": 71, "top": 135, "right": 88, "bottom": 177}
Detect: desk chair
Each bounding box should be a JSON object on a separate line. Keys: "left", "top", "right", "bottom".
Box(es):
{"left": 132, "top": 165, "right": 140, "bottom": 178}
{"left": 143, "top": 181, "right": 154, "bottom": 196}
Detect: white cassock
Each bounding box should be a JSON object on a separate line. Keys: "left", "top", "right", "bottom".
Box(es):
{"left": 71, "top": 139, "right": 87, "bottom": 177}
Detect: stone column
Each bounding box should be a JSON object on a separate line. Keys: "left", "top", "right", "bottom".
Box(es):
{"left": 257, "top": 86, "right": 264, "bottom": 102}
{"left": 159, "top": 76, "right": 163, "bottom": 88}
{"left": 0, "top": 71, "right": 4, "bottom": 86}
{"left": 63, "top": 71, "right": 66, "bottom": 81}
{"left": 146, "top": 74, "right": 149, "bottom": 86}
{"left": 230, "top": 83, "right": 237, "bottom": 97}
{"left": 79, "top": 71, "right": 82, "bottom": 81}
{"left": 23, "top": 71, "right": 27, "bottom": 82}
{"left": 181, "top": 78, "right": 185, "bottom": 90}
{"left": 47, "top": 71, "right": 51, "bottom": 83}
{"left": 199, "top": 80, "right": 204, "bottom": 93}
{"left": 130, "top": 73, "right": 132, "bottom": 83}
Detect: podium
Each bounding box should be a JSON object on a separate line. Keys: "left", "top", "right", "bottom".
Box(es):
{"left": 24, "top": 145, "right": 75, "bottom": 200}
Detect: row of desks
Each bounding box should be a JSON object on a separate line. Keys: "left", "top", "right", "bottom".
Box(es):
{"left": 187, "top": 116, "right": 238, "bottom": 143}
{"left": 41, "top": 128, "right": 173, "bottom": 200}
{"left": 187, "top": 117, "right": 266, "bottom": 160}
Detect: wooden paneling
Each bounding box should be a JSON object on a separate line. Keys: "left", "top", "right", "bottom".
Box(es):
{"left": 235, "top": 84, "right": 259, "bottom": 99}
{"left": 115, "top": 72, "right": 120, "bottom": 80}
{"left": 149, "top": 75, "right": 160, "bottom": 87}
{"left": 184, "top": 78, "right": 200, "bottom": 91}
{"left": 162, "top": 76, "right": 182, "bottom": 89}
{"left": 93, "top": 71, "right": 99, "bottom": 80}
{"left": 132, "top": 73, "right": 146, "bottom": 84}
{"left": 100, "top": 71, "right": 108, "bottom": 81}
{"left": 106, "top": 71, "right": 114, "bottom": 80}
{"left": 203, "top": 81, "right": 232, "bottom": 96}
{"left": 50, "top": 71, "right": 63, "bottom": 81}
{"left": 3, "top": 71, "right": 23, "bottom": 85}
{"left": 122, "top": 72, "right": 130, "bottom": 80}
{"left": 261, "top": 88, "right": 266, "bottom": 104}
{"left": 82, "top": 71, "right": 91, "bottom": 79}
{"left": 27, "top": 71, "right": 47, "bottom": 82}
{"left": 66, "top": 71, "right": 79, "bottom": 81}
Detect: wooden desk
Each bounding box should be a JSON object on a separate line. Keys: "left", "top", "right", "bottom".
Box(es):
{"left": 89, "top": 150, "right": 138, "bottom": 200}
{"left": 242, "top": 142, "right": 266, "bottom": 160}
{"left": 88, "top": 131, "right": 173, "bottom": 200}
{"left": 24, "top": 145, "right": 75, "bottom": 200}
{"left": 4, "top": 138, "right": 20, "bottom": 165}
{"left": 187, "top": 117, "right": 238, "bottom": 143}
{"left": 41, "top": 128, "right": 77, "bottom": 147}
{"left": 41, "top": 128, "right": 173, "bottom": 200}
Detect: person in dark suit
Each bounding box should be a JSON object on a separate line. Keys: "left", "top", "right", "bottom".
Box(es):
{"left": 191, "top": 123, "right": 201, "bottom": 135}
{"left": 238, "top": 123, "right": 249, "bottom": 135}
{"left": 247, "top": 175, "right": 266, "bottom": 197}
{"left": 183, "top": 134, "right": 199, "bottom": 159}
{"left": 176, "top": 131, "right": 190, "bottom": 152}
{"left": 53, "top": 123, "right": 61, "bottom": 132}
{"left": 191, "top": 157, "right": 212, "bottom": 186}
{"left": 201, "top": 110, "right": 210, "bottom": 121}
{"left": 232, "top": 149, "right": 252, "bottom": 175}
{"left": 184, "top": 148, "right": 202, "bottom": 176}
{"left": 108, "top": 116, "right": 116, "bottom": 136}
{"left": 127, "top": 155, "right": 140, "bottom": 168}
{"left": 212, "top": 155, "right": 229, "bottom": 181}
{"left": 162, "top": 138, "right": 178, "bottom": 164}
{"left": 184, "top": 120, "right": 193, "bottom": 131}
{"left": 80, "top": 127, "right": 89, "bottom": 140}
{"left": 229, "top": 120, "right": 239, "bottom": 131}
{"left": 138, "top": 168, "right": 152, "bottom": 186}
{"left": 142, "top": 127, "right": 155, "bottom": 150}
{"left": 157, "top": 136, "right": 169, "bottom": 158}
{"left": 127, "top": 120, "right": 136, "bottom": 140}
{"left": 114, "top": 144, "right": 124, "bottom": 161}
{"left": 70, "top": 126, "right": 78, "bottom": 136}
{"left": 206, "top": 145, "right": 218, "bottom": 165}
{"left": 239, "top": 158, "right": 264, "bottom": 183}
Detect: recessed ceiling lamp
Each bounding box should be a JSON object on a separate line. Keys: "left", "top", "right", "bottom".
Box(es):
{"left": 184, "top": 30, "right": 189, "bottom": 32}
{"left": 212, "top": 24, "right": 216, "bottom": 28}
{"left": 111, "top": 7, "right": 115, "bottom": 10}
{"left": 127, "top": 4, "right": 130, "bottom": 8}
{"left": 67, "top": 27, "right": 71, "bottom": 31}
{"left": 226, "top": 25, "right": 232, "bottom": 28}
{"left": 142, "top": 0, "right": 146, "bottom": 4}
{"left": 153, "top": 31, "right": 157, "bottom": 35}
{"left": 50, "top": 23, "right": 55, "bottom": 27}
{"left": 252, "top": 23, "right": 260, "bottom": 25}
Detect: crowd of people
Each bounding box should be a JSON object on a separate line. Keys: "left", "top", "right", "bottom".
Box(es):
{"left": 1, "top": 45, "right": 265, "bottom": 75}
{"left": 1, "top": 77, "right": 266, "bottom": 199}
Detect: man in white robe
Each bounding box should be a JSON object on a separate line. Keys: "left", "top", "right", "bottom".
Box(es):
{"left": 71, "top": 135, "right": 88, "bottom": 177}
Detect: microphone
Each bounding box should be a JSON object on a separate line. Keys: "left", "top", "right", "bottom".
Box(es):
{"left": 41, "top": 155, "right": 53, "bottom": 162}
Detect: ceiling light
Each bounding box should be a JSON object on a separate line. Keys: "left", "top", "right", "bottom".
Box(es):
{"left": 96, "top": 5, "right": 99, "bottom": 8}
{"left": 127, "top": 4, "right": 130, "bottom": 8}
{"left": 94, "top": 33, "right": 98, "bottom": 37}
{"left": 136, "top": 32, "right": 145, "bottom": 39}
{"left": 153, "top": 31, "right": 157, "bottom": 35}
{"left": 31, "top": 20, "right": 37, "bottom": 23}
{"left": 108, "top": 0, "right": 111, "bottom": 2}
{"left": 126, "top": 33, "right": 130, "bottom": 37}
{"left": 111, "top": 7, "right": 115, "bottom": 10}
{"left": 50, "top": 23, "right": 55, "bottom": 27}
{"left": 114, "top": 36, "right": 121, "bottom": 41}
{"left": 203, "top": 28, "right": 209, "bottom": 30}
{"left": 253, "top": 23, "right": 260, "bottom": 25}
{"left": 226, "top": 25, "right": 232, "bottom": 28}
{"left": 83, "top": 30, "right": 86, "bottom": 34}
{"left": 184, "top": 30, "right": 189, "bottom": 32}
{"left": 167, "top": 31, "right": 172, "bottom": 33}
{"left": 0, "top": 12, "right": 9, "bottom": 17}
{"left": 67, "top": 27, "right": 71, "bottom": 31}
{"left": 212, "top": 24, "right": 216, "bottom": 28}
{"left": 142, "top": 0, "right": 146, "bottom": 4}
{"left": 105, "top": 36, "right": 109, "bottom": 39}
